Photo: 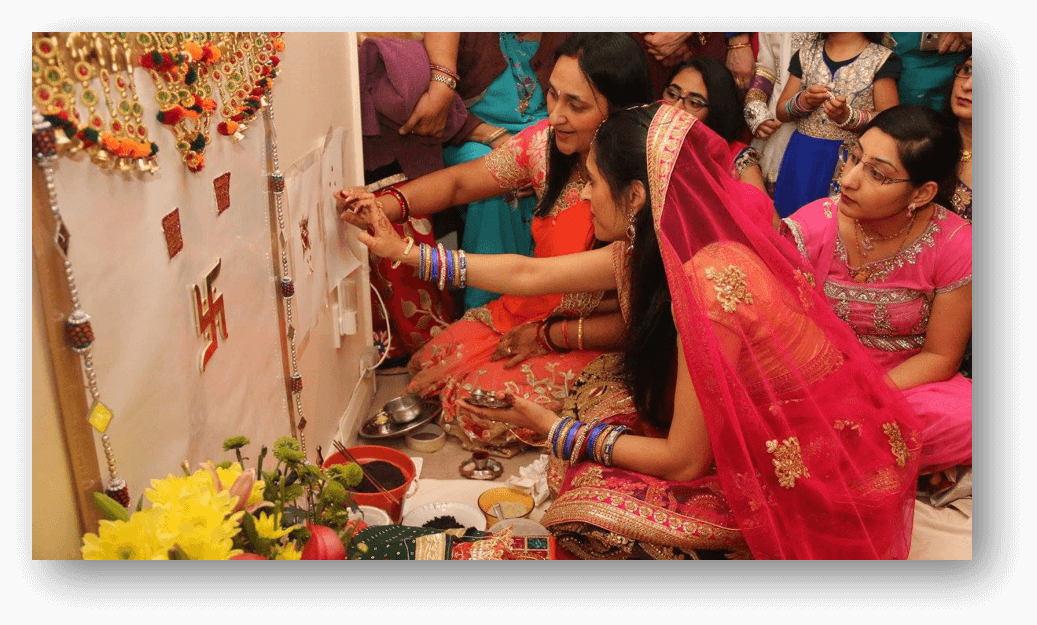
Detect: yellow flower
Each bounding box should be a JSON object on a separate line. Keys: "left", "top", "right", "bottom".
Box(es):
{"left": 145, "top": 470, "right": 217, "bottom": 508}
{"left": 253, "top": 511, "right": 296, "bottom": 542}
{"left": 273, "top": 542, "right": 302, "bottom": 560}
{"left": 81, "top": 509, "right": 168, "bottom": 560}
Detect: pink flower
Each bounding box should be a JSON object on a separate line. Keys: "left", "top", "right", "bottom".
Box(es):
{"left": 301, "top": 524, "right": 346, "bottom": 560}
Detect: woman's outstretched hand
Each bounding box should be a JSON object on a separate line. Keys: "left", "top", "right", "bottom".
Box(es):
{"left": 335, "top": 186, "right": 403, "bottom": 224}
{"left": 338, "top": 191, "right": 408, "bottom": 262}
{"left": 458, "top": 393, "right": 560, "bottom": 435}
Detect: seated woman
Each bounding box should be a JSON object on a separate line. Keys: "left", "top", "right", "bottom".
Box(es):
{"left": 345, "top": 103, "right": 922, "bottom": 559}
{"left": 662, "top": 56, "right": 768, "bottom": 196}
{"left": 945, "top": 55, "right": 972, "bottom": 381}
{"left": 782, "top": 104, "right": 971, "bottom": 476}
{"left": 401, "top": 32, "right": 572, "bottom": 311}
{"left": 338, "top": 32, "right": 652, "bottom": 457}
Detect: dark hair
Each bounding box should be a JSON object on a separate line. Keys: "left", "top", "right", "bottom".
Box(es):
{"left": 818, "top": 32, "right": 888, "bottom": 46}
{"left": 592, "top": 102, "right": 676, "bottom": 429}
{"left": 862, "top": 104, "right": 961, "bottom": 198}
{"left": 665, "top": 56, "right": 745, "bottom": 142}
{"left": 536, "top": 32, "right": 654, "bottom": 218}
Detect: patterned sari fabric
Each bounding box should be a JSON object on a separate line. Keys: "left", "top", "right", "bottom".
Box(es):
{"left": 408, "top": 119, "right": 607, "bottom": 457}
{"left": 369, "top": 215, "right": 456, "bottom": 360}
{"left": 783, "top": 199, "right": 973, "bottom": 474}
{"left": 542, "top": 106, "right": 922, "bottom": 559}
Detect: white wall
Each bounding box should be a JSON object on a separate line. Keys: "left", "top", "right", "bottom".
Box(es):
{"left": 31, "top": 32, "right": 373, "bottom": 557}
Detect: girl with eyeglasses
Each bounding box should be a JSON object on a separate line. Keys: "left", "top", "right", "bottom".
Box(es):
{"left": 783, "top": 105, "right": 972, "bottom": 479}
{"left": 771, "top": 32, "right": 902, "bottom": 218}
{"left": 946, "top": 56, "right": 972, "bottom": 222}
{"left": 662, "top": 56, "right": 769, "bottom": 197}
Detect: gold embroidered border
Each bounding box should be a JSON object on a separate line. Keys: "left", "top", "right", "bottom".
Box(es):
{"left": 935, "top": 274, "right": 972, "bottom": 295}
{"left": 882, "top": 422, "right": 909, "bottom": 468}
{"left": 823, "top": 281, "right": 927, "bottom": 305}
{"left": 765, "top": 437, "right": 810, "bottom": 488}
{"left": 540, "top": 486, "right": 745, "bottom": 553}
{"left": 460, "top": 306, "right": 495, "bottom": 329}
{"left": 782, "top": 217, "right": 810, "bottom": 262}
{"left": 858, "top": 334, "right": 925, "bottom": 352}
{"left": 647, "top": 105, "right": 696, "bottom": 228}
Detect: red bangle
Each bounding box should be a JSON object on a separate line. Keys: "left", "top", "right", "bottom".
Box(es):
{"left": 561, "top": 319, "right": 571, "bottom": 350}
{"left": 543, "top": 318, "right": 570, "bottom": 353}
{"left": 375, "top": 186, "right": 410, "bottom": 223}
{"left": 429, "top": 64, "right": 460, "bottom": 82}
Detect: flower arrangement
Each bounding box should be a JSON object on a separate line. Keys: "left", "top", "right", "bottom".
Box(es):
{"left": 81, "top": 435, "right": 368, "bottom": 560}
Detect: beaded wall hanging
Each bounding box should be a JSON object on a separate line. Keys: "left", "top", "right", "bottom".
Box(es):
{"left": 31, "top": 33, "right": 310, "bottom": 511}
{"left": 31, "top": 32, "right": 284, "bottom": 173}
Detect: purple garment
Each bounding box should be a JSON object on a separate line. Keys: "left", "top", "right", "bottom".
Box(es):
{"left": 358, "top": 38, "right": 469, "bottom": 179}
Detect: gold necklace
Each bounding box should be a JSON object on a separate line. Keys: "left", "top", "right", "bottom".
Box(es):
{"left": 855, "top": 211, "right": 916, "bottom": 253}
{"left": 849, "top": 210, "right": 920, "bottom": 282}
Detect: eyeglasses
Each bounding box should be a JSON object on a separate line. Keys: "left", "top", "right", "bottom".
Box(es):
{"left": 954, "top": 63, "right": 972, "bottom": 79}
{"left": 837, "top": 144, "right": 913, "bottom": 186}
{"left": 662, "top": 85, "right": 709, "bottom": 113}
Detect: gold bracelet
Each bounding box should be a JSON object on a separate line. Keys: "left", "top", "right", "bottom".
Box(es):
{"left": 569, "top": 422, "right": 591, "bottom": 467}
{"left": 727, "top": 42, "right": 751, "bottom": 50}
{"left": 577, "top": 317, "right": 584, "bottom": 351}
{"left": 429, "top": 72, "right": 457, "bottom": 90}
{"left": 483, "top": 127, "right": 507, "bottom": 146}
{"left": 392, "top": 236, "right": 415, "bottom": 270}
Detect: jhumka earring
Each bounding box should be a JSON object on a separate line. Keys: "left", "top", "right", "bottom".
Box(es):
{"left": 626, "top": 213, "right": 636, "bottom": 253}
{"left": 906, "top": 203, "right": 916, "bottom": 218}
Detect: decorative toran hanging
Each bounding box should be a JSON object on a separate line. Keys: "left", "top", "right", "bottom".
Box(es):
{"left": 31, "top": 33, "right": 307, "bottom": 511}
{"left": 31, "top": 32, "right": 284, "bottom": 173}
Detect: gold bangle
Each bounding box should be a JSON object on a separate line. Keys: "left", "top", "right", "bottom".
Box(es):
{"left": 727, "top": 42, "right": 751, "bottom": 50}
{"left": 483, "top": 127, "right": 507, "bottom": 146}
{"left": 577, "top": 317, "right": 584, "bottom": 351}
{"left": 391, "top": 236, "right": 415, "bottom": 270}
{"left": 569, "top": 422, "right": 591, "bottom": 467}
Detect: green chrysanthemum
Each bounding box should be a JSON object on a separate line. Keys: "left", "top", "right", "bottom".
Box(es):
{"left": 222, "top": 436, "right": 250, "bottom": 451}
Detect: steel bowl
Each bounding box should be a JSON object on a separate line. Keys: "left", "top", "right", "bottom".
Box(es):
{"left": 383, "top": 393, "right": 424, "bottom": 424}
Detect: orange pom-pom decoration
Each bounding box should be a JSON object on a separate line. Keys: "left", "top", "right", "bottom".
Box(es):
{"left": 273, "top": 39, "right": 285, "bottom": 52}
{"left": 269, "top": 55, "right": 280, "bottom": 67}
{"left": 202, "top": 44, "right": 220, "bottom": 63}
{"left": 200, "top": 97, "right": 217, "bottom": 112}
{"left": 217, "top": 121, "right": 240, "bottom": 135}
{"left": 183, "top": 42, "right": 203, "bottom": 61}
{"left": 100, "top": 133, "right": 120, "bottom": 152}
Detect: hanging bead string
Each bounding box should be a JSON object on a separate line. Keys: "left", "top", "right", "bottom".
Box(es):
{"left": 262, "top": 80, "right": 309, "bottom": 459}
{"left": 32, "top": 105, "right": 130, "bottom": 508}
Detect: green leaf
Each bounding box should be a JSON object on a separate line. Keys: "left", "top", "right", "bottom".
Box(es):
{"left": 135, "top": 494, "right": 145, "bottom": 513}
{"left": 92, "top": 491, "right": 129, "bottom": 522}
{"left": 240, "top": 512, "right": 272, "bottom": 556}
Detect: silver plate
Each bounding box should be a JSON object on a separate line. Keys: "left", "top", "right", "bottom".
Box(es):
{"left": 459, "top": 457, "right": 504, "bottom": 480}
{"left": 358, "top": 399, "right": 441, "bottom": 439}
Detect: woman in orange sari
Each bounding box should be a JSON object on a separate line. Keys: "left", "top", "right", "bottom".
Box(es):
{"left": 347, "top": 103, "right": 921, "bottom": 559}
{"left": 338, "top": 33, "right": 653, "bottom": 456}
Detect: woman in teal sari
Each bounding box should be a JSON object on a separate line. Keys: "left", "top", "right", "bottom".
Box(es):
{"left": 442, "top": 33, "right": 560, "bottom": 310}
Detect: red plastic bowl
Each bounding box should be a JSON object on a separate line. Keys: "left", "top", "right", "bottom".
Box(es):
{"left": 322, "top": 445, "right": 415, "bottom": 524}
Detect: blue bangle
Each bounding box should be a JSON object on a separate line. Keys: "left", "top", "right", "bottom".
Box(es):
{"left": 430, "top": 246, "right": 439, "bottom": 284}
{"left": 562, "top": 422, "right": 583, "bottom": 460}
{"left": 585, "top": 423, "right": 609, "bottom": 462}
{"left": 445, "top": 248, "right": 454, "bottom": 286}
{"left": 551, "top": 416, "right": 574, "bottom": 458}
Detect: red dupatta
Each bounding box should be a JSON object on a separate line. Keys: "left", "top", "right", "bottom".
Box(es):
{"left": 648, "top": 105, "right": 921, "bottom": 559}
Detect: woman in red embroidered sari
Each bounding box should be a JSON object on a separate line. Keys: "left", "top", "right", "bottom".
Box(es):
{"left": 339, "top": 33, "right": 653, "bottom": 457}
{"left": 348, "top": 103, "right": 922, "bottom": 559}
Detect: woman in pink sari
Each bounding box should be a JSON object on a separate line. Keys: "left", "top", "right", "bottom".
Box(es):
{"left": 782, "top": 105, "right": 971, "bottom": 477}
{"left": 339, "top": 33, "right": 653, "bottom": 457}
{"left": 349, "top": 103, "right": 921, "bottom": 559}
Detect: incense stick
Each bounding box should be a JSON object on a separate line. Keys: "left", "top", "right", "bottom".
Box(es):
{"left": 332, "top": 440, "right": 400, "bottom": 506}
